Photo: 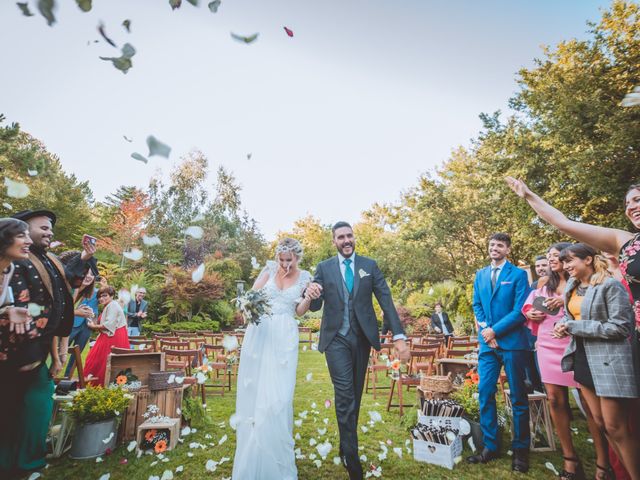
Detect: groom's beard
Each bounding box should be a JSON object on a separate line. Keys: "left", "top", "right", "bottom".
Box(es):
{"left": 337, "top": 244, "right": 354, "bottom": 258}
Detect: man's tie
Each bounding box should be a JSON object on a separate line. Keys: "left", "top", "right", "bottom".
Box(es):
{"left": 491, "top": 267, "right": 498, "bottom": 291}
{"left": 343, "top": 258, "right": 354, "bottom": 293}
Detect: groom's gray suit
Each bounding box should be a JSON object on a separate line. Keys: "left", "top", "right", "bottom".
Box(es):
{"left": 310, "top": 253, "right": 405, "bottom": 480}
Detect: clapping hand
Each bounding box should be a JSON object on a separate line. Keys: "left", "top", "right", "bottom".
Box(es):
{"left": 8, "top": 307, "right": 32, "bottom": 335}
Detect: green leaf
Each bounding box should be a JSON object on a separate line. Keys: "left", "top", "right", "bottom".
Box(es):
{"left": 99, "top": 43, "right": 136, "bottom": 73}
{"left": 16, "top": 2, "right": 34, "bottom": 16}
{"left": 122, "top": 19, "right": 131, "bottom": 33}
{"left": 37, "top": 0, "right": 55, "bottom": 26}
{"left": 208, "top": 0, "right": 220, "bottom": 13}
{"left": 131, "top": 152, "right": 148, "bottom": 164}
{"left": 75, "top": 0, "right": 91, "bottom": 12}
{"left": 230, "top": 32, "right": 259, "bottom": 44}
{"left": 147, "top": 136, "right": 171, "bottom": 158}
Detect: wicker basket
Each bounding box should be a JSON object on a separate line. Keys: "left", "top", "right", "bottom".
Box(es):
{"left": 420, "top": 372, "right": 453, "bottom": 393}
{"left": 148, "top": 371, "right": 182, "bottom": 391}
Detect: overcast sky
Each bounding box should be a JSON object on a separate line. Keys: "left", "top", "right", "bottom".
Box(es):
{"left": 0, "top": 0, "right": 608, "bottom": 239}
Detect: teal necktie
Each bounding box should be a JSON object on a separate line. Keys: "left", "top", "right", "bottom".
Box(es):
{"left": 343, "top": 258, "right": 354, "bottom": 293}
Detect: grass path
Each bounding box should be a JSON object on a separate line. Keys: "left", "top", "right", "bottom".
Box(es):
{"left": 45, "top": 345, "right": 598, "bottom": 479}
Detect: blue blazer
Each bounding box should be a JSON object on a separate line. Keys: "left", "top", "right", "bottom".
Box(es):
{"left": 472, "top": 261, "right": 530, "bottom": 352}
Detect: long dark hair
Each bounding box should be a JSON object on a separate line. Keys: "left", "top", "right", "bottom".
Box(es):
{"left": 0, "top": 218, "right": 29, "bottom": 257}
{"left": 559, "top": 243, "right": 610, "bottom": 286}
{"left": 545, "top": 242, "right": 573, "bottom": 294}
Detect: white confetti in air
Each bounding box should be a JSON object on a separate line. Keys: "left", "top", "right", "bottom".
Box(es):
{"left": 545, "top": 462, "right": 559, "bottom": 476}
{"left": 4, "top": 177, "right": 30, "bottom": 198}
{"left": 306, "top": 373, "right": 313, "bottom": 382}
{"left": 192, "top": 263, "right": 205, "bottom": 283}
{"left": 333, "top": 456, "right": 341, "bottom": 465}
{"left": 181, "top": 426, "right": 191, "bottom": 436}
{"left": 27, "top": 169, "right": 38, "bottom": 176}
{"left": 142, "top": 235, "right": 161, "bottom": 246}
{"left": 102, "top": 432, "right": 114, "bottom": 444}
{"left": 184, "top": 226, "right": 203, "bottom": 239}
{"left": 218, "top": 434, "right": 228, "bottom": 445}
{"left": 223, "top": 335, "right": 239, "bottom": 352}
{"left": 27, "top": 303, "right": 44, "bottom": 317}
{"left": 368, "top": 411, "right": 382, "bottom": 424}
{"left": 123, "top": 248, "right": 143, "bottom": 261}
{"left": 160, "top": 470, "right": 173, "bottom": 480}
{"left": 251, "top": 257, "right": 260, "bottom": 269}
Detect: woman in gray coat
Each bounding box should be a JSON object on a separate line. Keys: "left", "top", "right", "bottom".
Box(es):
{"left": 553, "top": 244, "right": 639, "bottom": 479}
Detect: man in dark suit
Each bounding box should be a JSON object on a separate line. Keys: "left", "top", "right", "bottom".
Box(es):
{"left": 306, "top": 221, "right": 409, "bottom": 480}
{"left": 430, "top": 302, "right": 454, "bottom": 344}
{"left": 127, "top": 287, "right": 148, "bottom": 336}
{"left": 467, "top": 233, "right": 531, "bottom": 472}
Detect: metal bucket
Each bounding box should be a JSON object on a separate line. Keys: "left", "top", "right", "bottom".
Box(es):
{"left": 69, "top": 418, "right": 118, "bottom": 459}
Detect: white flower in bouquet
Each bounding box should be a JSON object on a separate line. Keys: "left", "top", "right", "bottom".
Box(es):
{"left": 233, "top": 289, "right": 272, "bottom": 326}
{"left": 222, "top": 335, "right": 239, "bottom": 352}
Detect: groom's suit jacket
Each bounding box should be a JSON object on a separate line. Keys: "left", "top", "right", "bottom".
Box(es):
{"left": 310, "top": 254, "right": 404, "bottom": 353}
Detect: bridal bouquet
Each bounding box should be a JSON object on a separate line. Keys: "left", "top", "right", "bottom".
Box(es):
{"left": 234, "top": 289, "right": 271, "bottom": 326}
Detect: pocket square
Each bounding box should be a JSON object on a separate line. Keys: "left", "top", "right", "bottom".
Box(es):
{"left": 358, "top": 269, "right": 370, "bottom": 278}
{"left": 500, "top": 281, "right": 512, "bottom": 285}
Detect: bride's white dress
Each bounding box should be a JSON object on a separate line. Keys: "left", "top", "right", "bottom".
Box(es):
{"left": 232, "top": 261, "right": 311, "bottom": 480}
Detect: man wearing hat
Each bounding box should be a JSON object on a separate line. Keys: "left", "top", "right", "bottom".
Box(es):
{"left": 1, "top": 209, "right": 95, "bottom": 476}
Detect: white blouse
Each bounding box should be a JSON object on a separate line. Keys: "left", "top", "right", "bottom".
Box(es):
{"left": 100, "top": 300, "right": 127, "bottom": 336}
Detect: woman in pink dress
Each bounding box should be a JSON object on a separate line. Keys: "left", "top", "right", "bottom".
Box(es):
{"left": 84, "top": 286, "right": 129, "bottom": 386}
{"left": 523, "top": 242, "right": 607, "bottom": 480}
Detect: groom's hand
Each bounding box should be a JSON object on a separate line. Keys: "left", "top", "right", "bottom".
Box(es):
{"left": 305, "top": 282, "right": 323, "bottom": 300}
{"left": 393, "top": 339, "right": 410, "bottom": 364}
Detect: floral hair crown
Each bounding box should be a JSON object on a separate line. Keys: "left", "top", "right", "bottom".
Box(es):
{"left": 275, "top": 239, "right": 303, "bottom": 259}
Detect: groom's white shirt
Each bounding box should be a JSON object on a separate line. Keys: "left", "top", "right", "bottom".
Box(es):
{"left": 337, "top": 253, "right": 406, "bottom": 342}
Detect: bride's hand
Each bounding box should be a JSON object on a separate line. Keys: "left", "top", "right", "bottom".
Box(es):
{"left": 505, "top": 176, "right": 532, "bottom": 199}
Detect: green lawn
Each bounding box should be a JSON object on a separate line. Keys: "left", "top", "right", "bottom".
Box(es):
{"left": 44, "top": 344, "right": 598, "bottom": 479}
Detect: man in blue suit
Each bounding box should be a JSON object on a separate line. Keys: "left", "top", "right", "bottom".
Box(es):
{"left": 467, "top": 233, "right": 531, "bottom": 473}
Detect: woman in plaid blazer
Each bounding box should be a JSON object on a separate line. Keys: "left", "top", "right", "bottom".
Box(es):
{"left": 553, "top": 244, "right": 639, "bottom": 479}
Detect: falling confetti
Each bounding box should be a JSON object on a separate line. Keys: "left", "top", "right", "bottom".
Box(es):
{"left": 123, "top": 135, "right": 133, "bottom": 142}
{"left": 27, "top": 303, "right": 44, "bottom": 317}
{"left": 122, "top": 19, "right": 131, "bottom": 32}
{"left": 17, "top": 3, "right": 34, "bottom": 17}
{"left": 123, "top": 248, "right": 143, "bottom": 261}
{"left": 283, "top": 26, "right": 294, "bottom": 37}
{"left": 230, "top": 32, "right": 259, "bottom": 44}
{"left": 37, "top": 0, "right": 56, "bottom": 26}
{"left": 192, "top": 263, "right": 205, "bottom": 283}
{"left": 76, "top": 0, "right": 92, "bottom": 12}
{"left": 223, "top": 335, "right": 239, "bottom": 352}
{"left": 184, "top": 226, "right": 204, "bottom": 239}
{"left": 100, "top": 43, "right": 136, "bottom": 73}
{"left": 251, "top": 257, "right": 260, "bottom": 269}
{"left": 4, "top": 177, "right": 30, "bottom": 198}
{"left": 142, "top": 234, "right": 161, "bottom": 246}
{"left": 208, "top": 0, "right": 221, "bottom": 12}
{"left": 147, "top": 135, "right": 172, "bottom": 158}
{"left": 98, "top": 22, "right": 117, "bottom": 47}
{"left": 131, "top": 152, "right": 148, "bottom": 164}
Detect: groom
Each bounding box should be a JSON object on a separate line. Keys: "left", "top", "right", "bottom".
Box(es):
{"left": 307, "top": 221, "right": 410, "bottom": 480}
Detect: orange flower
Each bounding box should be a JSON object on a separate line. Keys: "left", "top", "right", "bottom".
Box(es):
{"left": 154, "top": 439, "right": 167, "bottom": 453}
{"left": 116, "top": 375, "right": 128, "bottom": 385}
{"left": 390, "top": 359, "right": 401, "bottom": 371}
{"left": 145, "top": 429, "right": 157, "bottom": 442}
{"left": 470, "top": 373, "right": 480, "bottom": 384}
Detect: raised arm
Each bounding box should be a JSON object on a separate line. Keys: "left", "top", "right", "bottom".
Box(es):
{"left": 505, "top": 177, "right": 632, "bottom": 254}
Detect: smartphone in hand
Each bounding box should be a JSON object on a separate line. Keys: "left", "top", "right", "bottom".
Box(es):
{"left": 82, "top": 234, "right": 97, "bottom": 247}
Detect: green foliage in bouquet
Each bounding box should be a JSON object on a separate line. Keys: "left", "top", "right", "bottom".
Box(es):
{"left": 65, "top": 385, "right": 131, "bottom": 424}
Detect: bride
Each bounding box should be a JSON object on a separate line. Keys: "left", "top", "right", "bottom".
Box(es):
{"left": 232, "top": 238, "right": 313, "bottom": 480}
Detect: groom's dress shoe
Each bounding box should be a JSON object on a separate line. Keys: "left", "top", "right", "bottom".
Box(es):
{"left": 511, "top": 448, "right": 529, "bottom": 473}
{"left": 466, "top": 447, "right": 500, "bottom": 464}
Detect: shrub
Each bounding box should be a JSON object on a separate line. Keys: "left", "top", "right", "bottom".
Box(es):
{"left": 65, "top": 385, "right": 131, "bottom": 424}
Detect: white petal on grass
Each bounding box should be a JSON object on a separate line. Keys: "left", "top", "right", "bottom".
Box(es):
{"left": 175, "top": 466, "right": 183, "bottom": 473}
{"left": 467, "top": 437, "right": 476, "bottom": 453}
{"left": 148, "top": 476, "right": 159, "bottom": 480}
{"left": 313, "top": 459, "right": 322, "bottom": 468}
{"left": 181, "top": 426, "right": 191, "bottom": 436}
{"left": 316, "top": 441, "right": 332, "bottom": 459}
{"left": 2, "top": 203, "right": 12, "bottom": 210}
{"left": 142, "top": 234, "right": 161, "bottom": 246}
{"left": 229, "top": 413, "right": 240, "bottom": 430}
{"left": 545, "top": 462, "right": 559, "bottom": 476}
{"left": 127, "top": 440, "right": 137, "bottom": 452}
{"left": 309, "top": 438, "right": 317, "bottom": 446}
{"left": 393, "top": 447, "right": 402, "bottom": 458}
{"left": 333, "top": 456, "right": 342, "bottom": 465}
{"left": 294, "top": 419, "right": 303, "bottom": 428}
{"left": 454, "top": 456, "right": 463, "bottom": 465}
{"left": 27, "top": 169, "right": 38, "bottom": 176}
{"left": 317, "top": 427, "right": 327, "bottom": 435}
{"left": 294, "top": 432, "right": 301, "bottom": 440}
{"left": 4, "top": 177, "right": 30, "bottom": 198}
{"left": 102, "top": 432, "right": 114, "bottom": 444}
{"left": 27, "top": 474, "right": 41, "bottom": 480}
{"left": 205, "top": 459, "right": 217, "bottom": 472}
{"left": 222, "top": 335, "right": 239, "bottom": 352}
{"left": 99, "top": 474, "right": 110, "bottom": 480}
{"left": 359, "top": 454, "right": 367, "bottom": 462}
{"left": 192, "top": 263, "right": 205, "bottom": 283}
{"left": 123, "top": 248, "right": 143, "bottom": 261}
{"left": 621, "top": 90, "right": 640, "bottom": 107}
{"left": 147, "top": 135, "right": 172, "bottom": 158}
{"left": 305, "top": 373, "right": 313, "bottom": 382}
{"left": 218, "top": 434, "right": 228, "bottom": 445}
{"left": 184, "top": 226, "right": 203, "bottom": 239}
{"left": 361, "top": 426, "right": 368, "bottom": 433}
{"left": 192, "top": 212, "right": 205, "bottom": 222}
{"left": 368, "top": 411, "right": 382, "bottom": 424}
{"left": 160, "top": 471, "right": 173, "bottom": 480}
{"left": 95, "top": 457, "right": 103, "bottom": 463}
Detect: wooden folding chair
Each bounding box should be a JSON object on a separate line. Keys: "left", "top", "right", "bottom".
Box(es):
{"left": 447, "top": 335, "right": 471, "bottom": 349}
{"left": 365, "top": 344, "right": 394, "bottom": 399}
{"left": 162, "top": 348, "right": 205, "bottom": 404}
{"left": 129, "top": 338, "right": 155, "bottom": 351}
{"left": 60, "top": 344, "right": 88, "bottom": 388}
{"left": 298, "top": 327, "right": 313, "bottom": 346}
{"left": 445, "top": 348, "right": 476, "bottom": 359}
{"left": 182, "top": 336, "right": 206, "bottom": 350}
{"left": 386, "top": 350, "right": 426, "bottom": 415}
{"left": 201, "top": 344, "right": 230, "bottom": 395}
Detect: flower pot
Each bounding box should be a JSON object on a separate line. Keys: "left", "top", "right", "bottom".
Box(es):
{"left": 69, "top": 418, "right": 118, "bottom": 459}
{"left": 463, "top": 417, "right": 484, "bottom": 452}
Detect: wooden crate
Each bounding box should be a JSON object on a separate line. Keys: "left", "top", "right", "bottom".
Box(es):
{"left": 136, "top": 418, "right": 180, "bottom": 452}
{"left": 105, "top": 351, "right": 166, "bottom": 387}
{"left": 118, "top": 386, "right": 186, "bottom": 442}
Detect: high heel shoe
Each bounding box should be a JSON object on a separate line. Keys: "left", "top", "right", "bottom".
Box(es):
{"left": 559, "top": 456, "right": 586, "bottom": 480}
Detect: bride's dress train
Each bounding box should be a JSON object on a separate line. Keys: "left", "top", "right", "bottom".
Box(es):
{"left": 232, "top": 261, "right": 311, "bottom": 480}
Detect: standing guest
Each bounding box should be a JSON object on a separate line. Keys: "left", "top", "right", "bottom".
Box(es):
{"left": 127, "top": 287, "right": 148, "bottom": 336}
{"left": 467, "top": 233, "right": 531, "bottom": 473}
{"left": 430, "top": 302, "right": 455, "bottom": 345}
{"left": 1, "top": 211, "right": 94, "bottom": 477}
{"left": 64, "top": 268, "right": 98, "bottom": 378}
{"left": 552, "top": 244, "right": 640, "bottom": 479}
{"left": 531, "top": 255, "right": 549, "bottom": 289}
{"left": 84, "top": 286, "right": 129, "bottom": 386}
{"left": 523, "top": 242, "right": 609, "bottom": 480}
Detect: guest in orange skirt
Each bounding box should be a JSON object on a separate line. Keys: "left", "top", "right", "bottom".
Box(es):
{"left": 84, "top": 286, "right": 129, "bottom": 386}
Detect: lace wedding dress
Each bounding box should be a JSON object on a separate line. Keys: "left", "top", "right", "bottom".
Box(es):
{"left": 232, "top": 261, "right": 311, "bottom": 480}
